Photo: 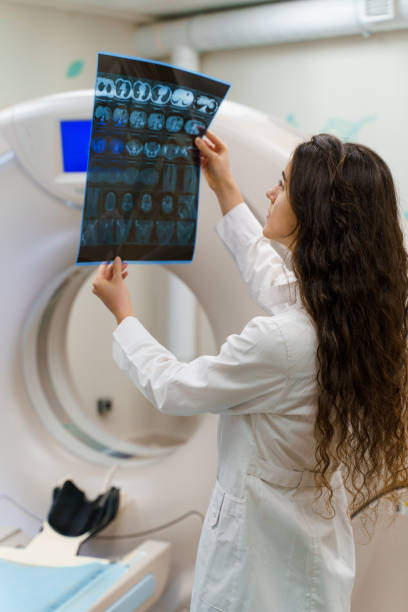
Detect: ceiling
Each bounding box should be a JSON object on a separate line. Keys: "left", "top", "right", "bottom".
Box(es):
{"left": 2, "top": 0, "right": 286, "bottom": 24}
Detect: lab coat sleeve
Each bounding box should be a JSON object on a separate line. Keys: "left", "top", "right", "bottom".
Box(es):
{"left": 214, "top": 202, "right": 298, "bottom": 312}
{"left": 112, "top": 315, "right": 289, "bottom": 416}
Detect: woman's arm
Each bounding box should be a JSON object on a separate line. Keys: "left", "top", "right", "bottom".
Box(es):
{"left": 92, "top": 259, "right": 289, "bottom": 417}
{"left": 215, "top": 203, "right": 298, "bottom": 312}
{"left": 196, "top": 131, "right": 298, "bottom": 312}
{"left": 112, "top": 314, "right": 289, "bottom": 416}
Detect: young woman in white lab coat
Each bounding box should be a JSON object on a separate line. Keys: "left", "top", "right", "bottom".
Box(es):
{"left": 92, "top": 130, "right": 408, "bottom": 612}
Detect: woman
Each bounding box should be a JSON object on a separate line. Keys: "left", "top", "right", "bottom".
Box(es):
{"left": 92, "top": 130, "right": 408, "bottom": 611}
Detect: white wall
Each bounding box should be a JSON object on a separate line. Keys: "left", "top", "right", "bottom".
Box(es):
{"left": 0, "top": 3, "right": 136, "bottom": 109}
{"left": 201, "top": 29, "right": 408, "bottom": 217}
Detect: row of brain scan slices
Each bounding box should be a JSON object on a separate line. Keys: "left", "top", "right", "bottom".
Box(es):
{"left": 94, "top": 106, "right": 207, "bottom": 134}
{"left": 87, "top": 162, "right": 197, "bottom": 188}
{"left": 96, "top": 77, "right": 219, "bottom": 114}
{"left": 82, "top": 218, "right": 195, "bottom": 246}
{"left": 85, "top": 190, "right": 196, "bottom": 220}
{"left": 92, "top": 136, "right": 202, "bottom": 162}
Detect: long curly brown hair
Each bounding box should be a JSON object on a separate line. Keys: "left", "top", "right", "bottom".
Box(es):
{"left": 286, "top": 133, "right": 408, "bottom": 529}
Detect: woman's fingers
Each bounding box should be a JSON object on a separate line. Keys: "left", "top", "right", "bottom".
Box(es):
{"left": 199, "top": 154, "right": 209, "bottom": 167}
{"left": 106, "top": 262, "right": 115, "bottom": 281}
{"left": 112, "top": 256, "right": 125, "bottom": 281}
{"left": 195, "top": 136, "right": 216, "bottom": 159}
{"left": 94, "top": 260, "right": 127, "bottom": 288}
{"left": 204, "top": 130, "right": 226, "bottom": 151}
{"left": 94, "top": 263, "right": 108, "bottom": 284}
{"left": 202, "top": 136, "right": 216, "bottom": 150}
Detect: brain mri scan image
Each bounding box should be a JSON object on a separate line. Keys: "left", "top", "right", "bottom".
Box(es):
{"left": 162, "top": 164, "right": 177, "bottom": 192}
{"left": 161, "top": 194, "right": 174, "bottom": 214}
{"left": 151, "top": 84, "right": 172, "bottom": 105}
{"left": 123, "top": 166, "right": 139, "bottom": 184}
{"left": 85, "top": 187, "right": 100, "bottom": 218}
{"left": 176, "top": 221, "right": 195, "bottom": 244}
{"left": 144, "top": 141, "right": 161, "bottom": 159}
{"left": 140, "top": 193, "right": 153, "bottom": 213}
{"left": 130, "top": 110, "right": 147, "bottom": 129}
{"left": 112, "top": 107, "right": 129, "bottom": 127}
{"left": 121, "top": 193, "right": 133, "bottom": 212}
{"left": 92, "top": 137, "right": 107, "bottom": 154}
{"left": 135, "top": 219, "right": 154, "bottom": 244}
{"left": 166, "top": 115, "right": 184, "bottom": 132}
{"left": 178, "top": 194, "right": 196, "bottom": 219}
{"left": 125, "top": 139, "right": 143, "bottom": 157}
{"left": 109, "top": 138, "right": 125, "bottom": 155}
{"left": 105, "top": 167, "right": 122, "bottom": 184}
{"left": 81, "top": 220, "right": 98, "bottom": 246}
{"left": 117, "top": 218, "right": 132, "bottom": 243}
{"left": 162, "top": 143, "right": 177, "bottom": 161}
{"left": 183, "top": 166, "right": 198, "bottom": 193}
{"left": 184, "top": 119, "right": 207, "bottom": 136}
{"left": 104, "top": 192, "right": 116, "bottom": 212}
{"left": 96, "top": 77, "right": 115, "bottom": 99}
{"left": 94, "top": 105, "right": 112, "bottom": 125}
{"left": 171, "top": 88, "right": 194, "bottom": 109}
{"left": 156, "top": 220, "right": 175, "bottom": 244}
{"left": 148, "top": 113, "right": 165, "bottom": 131}
{"left": 133, "top": 80, "right": 151, "bottom": 103}
{"left": 115, "top": 78, "right": 132, "bottom": 100}
{"left": 140, "top": 167, "right": 159, "bottom": 186}
{"left": 77, "top": 53, "right": 229, "bottom": 263}
{"left": 194, "top": 95, "right": 218, "bottom": 114}
{"left": 100, "top": 218, "right": 115, "bottom": 243}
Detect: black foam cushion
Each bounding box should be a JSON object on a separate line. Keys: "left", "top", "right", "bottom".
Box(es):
{"left": 47, "top": 480, "right": 120, "bottom": 537}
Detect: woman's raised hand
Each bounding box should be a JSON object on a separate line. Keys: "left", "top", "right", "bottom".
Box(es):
{"left": 194, "top": 130, "right": 234, "bottom": 192}
{"left": 92, "top": 257, "right": 135, "bottom": 325}
{"left": 195, "top": 130, "right": 244, "bottom": 216}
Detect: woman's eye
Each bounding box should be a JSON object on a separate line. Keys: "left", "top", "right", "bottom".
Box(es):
{"left": 278, "top": 180, "right": 284, "bottom": 189}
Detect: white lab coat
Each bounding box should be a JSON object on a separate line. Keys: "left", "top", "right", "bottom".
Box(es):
{"left": 112, "top": 203, "right": 355, "bottom": 612}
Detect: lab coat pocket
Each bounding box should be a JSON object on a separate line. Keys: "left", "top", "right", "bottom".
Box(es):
{"left": 195, "top": 479, "right": 247, "bottom": 612}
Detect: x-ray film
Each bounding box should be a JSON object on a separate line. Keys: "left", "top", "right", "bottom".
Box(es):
{"left": 76, "top": 53, "right": 230, "bottom": 264}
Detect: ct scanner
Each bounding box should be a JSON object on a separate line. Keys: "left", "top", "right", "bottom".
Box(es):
{"left": 1, "top": 89, "right": 408, "bottom": 611}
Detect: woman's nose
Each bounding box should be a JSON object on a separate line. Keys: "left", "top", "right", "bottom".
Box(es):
{"left": 266, "top": 187, "right": 277, "bottom": 200}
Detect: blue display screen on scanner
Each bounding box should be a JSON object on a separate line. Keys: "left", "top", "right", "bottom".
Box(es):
{"left": 60, "top": 120, "right": 92, "bottom": 172}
